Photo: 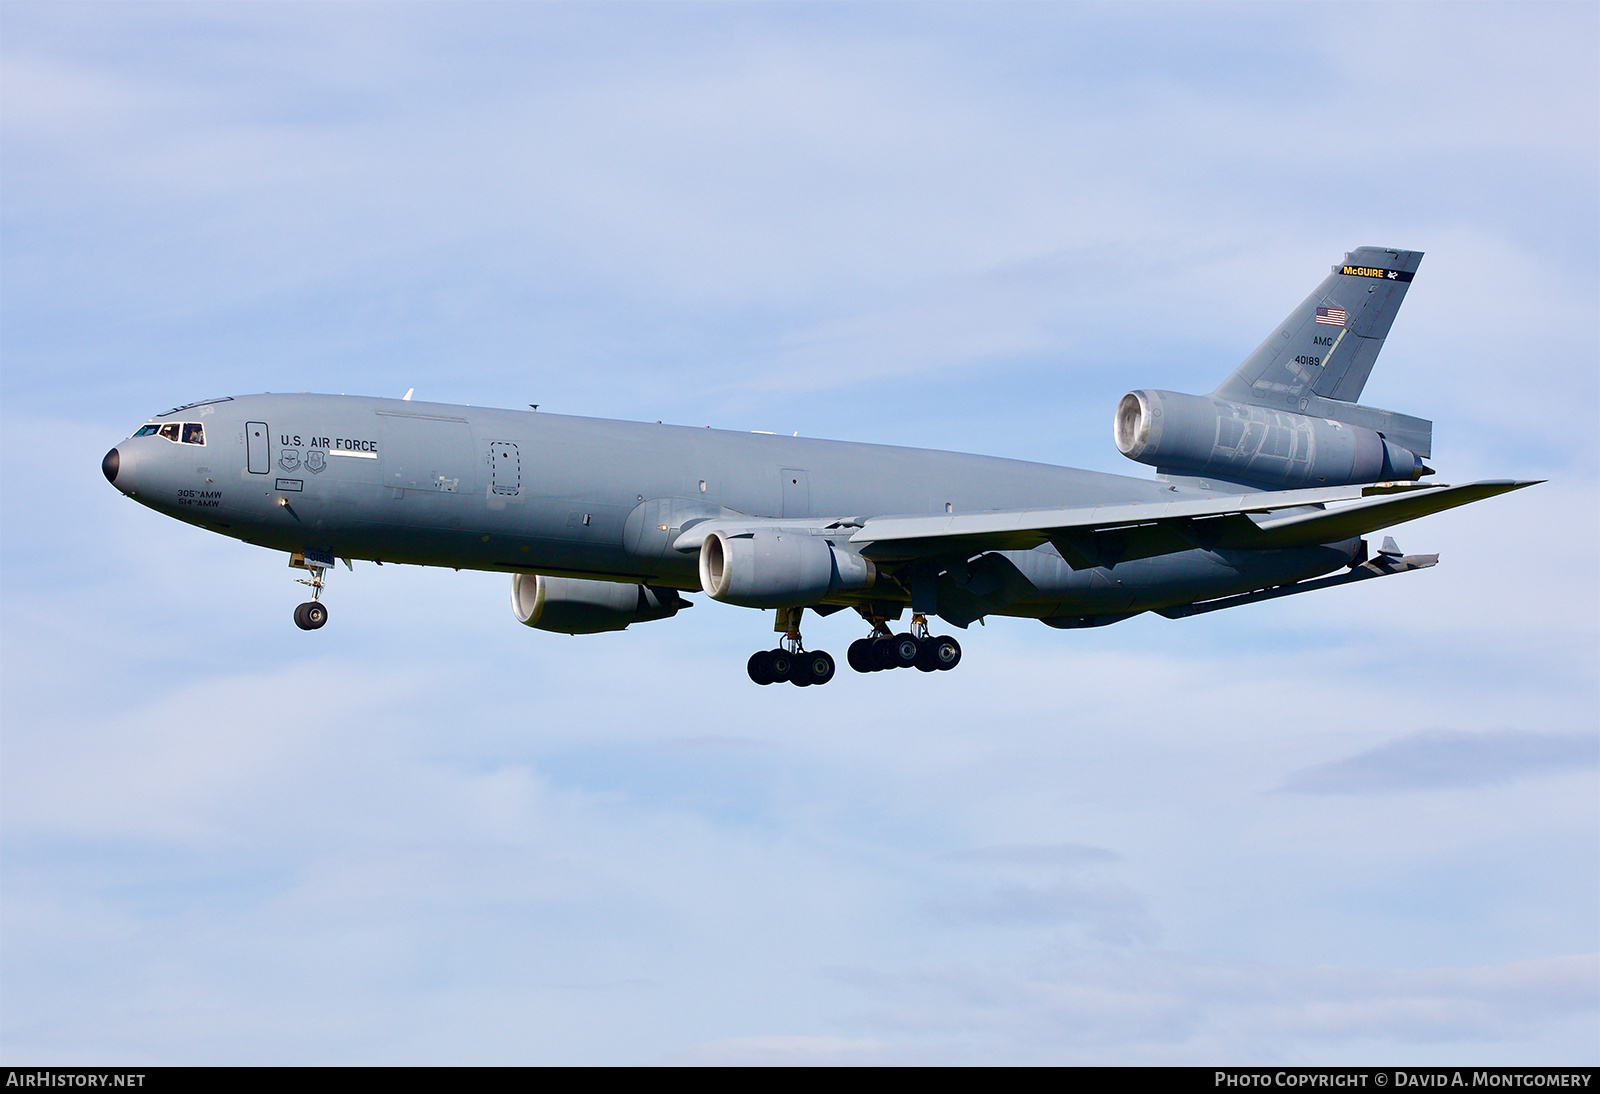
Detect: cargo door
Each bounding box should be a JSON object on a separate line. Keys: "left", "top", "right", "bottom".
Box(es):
{"left": 379, "top": 412, "right": 477, "bottom": 497}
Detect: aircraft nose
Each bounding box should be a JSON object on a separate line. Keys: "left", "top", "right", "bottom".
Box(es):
{"left": 102, "top": 445, "right": 139, "bottom": 495}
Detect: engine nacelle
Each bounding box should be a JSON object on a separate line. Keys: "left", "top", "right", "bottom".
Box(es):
{"left": 698, "top": 529, "right": 876, "bottom": 609}
{"left": 511, "top": 574, "right": 684, "bottom": 634}
{"left": 1114, "top": 389, "right": 1428, "bottom": 489}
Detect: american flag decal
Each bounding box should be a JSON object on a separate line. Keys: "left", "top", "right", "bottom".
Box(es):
{"left": 1315, "top": 307, "right": 1347, "bottom": 327}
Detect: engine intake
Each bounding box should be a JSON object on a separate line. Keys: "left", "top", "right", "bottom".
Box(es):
{"left": 1114, "top": 389, "right": 1429, "bottom": 489}
{"left": 698, "top": 529, "right": 876, "bottom": 608}
{"left": 511, "top": 574, "right": 685, "bottom": 634}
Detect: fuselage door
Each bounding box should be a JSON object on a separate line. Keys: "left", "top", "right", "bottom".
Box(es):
{"left": 490, "top": 442, "right": 521, "bottom": 496}
{"left": 246, "top": 422, "right": 269, "bottom": 474}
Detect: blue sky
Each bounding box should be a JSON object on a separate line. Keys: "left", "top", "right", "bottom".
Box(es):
{"left": 2, "top": 2, "right": 1596, "bottom": 1064}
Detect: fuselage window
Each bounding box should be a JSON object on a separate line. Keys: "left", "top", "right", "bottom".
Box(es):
{"left": 133, "top": 424, "right": 160, "bottom": 437}
{"left": 182, "top": 423, "right": 205, "bottom": 445}
{"left": 158, "top": 423, "right": 181, "bottom": 442}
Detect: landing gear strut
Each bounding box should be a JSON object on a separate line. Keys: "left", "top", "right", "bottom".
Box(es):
{"left": 847, "top": 613, "right": 960, "bottom": 674}
{"left": 290, "top": 551, "right": 332, "bottom": 631}
{"left": 748, "top": 607, "right": 836, "bottom": 687}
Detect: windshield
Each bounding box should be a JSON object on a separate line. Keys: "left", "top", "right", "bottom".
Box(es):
{"left": 141, "top": 421, "right": 207, "bottom": 444}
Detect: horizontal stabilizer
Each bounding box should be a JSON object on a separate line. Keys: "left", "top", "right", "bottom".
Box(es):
{"left": 1296, "top": 395, "right": 1433, "bottom": 459}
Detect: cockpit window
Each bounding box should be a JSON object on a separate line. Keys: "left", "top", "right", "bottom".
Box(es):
{"left": 159, "top": 423, "right": 181, "bottom": 442}
{"left": 133, "top": 424, "right": 160, "bottom": 437}
{"left": 181, "top": 423, "right": 205, "bottom": 445}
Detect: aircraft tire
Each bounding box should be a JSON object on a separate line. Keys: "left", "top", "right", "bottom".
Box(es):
{"left": 294, "top": 602, "right": 327, "bottom": 631}
{"left": 889, "top": 633, "right": 920, "bottom": 669}
{"left": 798, "top": 650, "right": 835, "bottom": 686}
{"left": 768, "top": 648, "right": 795, "bottom": 683}
{"left": 869, "top": 637, "right": 897, "bottom": 671}
{"left": 932, "top": 636, "right": 961, "bottom": 670}
{"left": 748, "top": 651, "right": 776, "bottom": 685}
{"left": 914, "top": 642, "right": 940, "bottom": 671}
{"left": 846, "top": 639, "right": 874, "bottom": 673}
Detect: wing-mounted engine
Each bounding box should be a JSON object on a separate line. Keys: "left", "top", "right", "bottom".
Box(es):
{"left": 1114, "top": 389, "right": 1431, "bottom": 489}
{"left": 698, "top": 528, "right": 876, "bottom": 608}
{"left": 511, "top": 574, "right": 688, "bottom": 634}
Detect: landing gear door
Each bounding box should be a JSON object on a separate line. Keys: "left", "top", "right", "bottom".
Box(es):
{"left": 246, "top": 422, "right": 269, "bottom": 474}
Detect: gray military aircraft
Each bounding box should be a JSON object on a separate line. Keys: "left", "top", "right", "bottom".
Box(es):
{"left": 103, "top": 246, "right": 1534, "bottom": 685}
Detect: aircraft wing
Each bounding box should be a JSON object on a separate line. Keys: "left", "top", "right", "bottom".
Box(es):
{"left": 847, "top": 479, "right": 1539, "bottom": 569}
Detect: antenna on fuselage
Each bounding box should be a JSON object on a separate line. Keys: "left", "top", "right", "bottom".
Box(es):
{"left": 402, "top": 388, "right": 414, "bottom": 401}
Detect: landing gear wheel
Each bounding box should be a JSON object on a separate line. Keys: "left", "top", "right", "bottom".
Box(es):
{"left": 847, "top": 639, "right": 875, "bottom": 674}
{"left": 294, "top": 602, "right": 328, "bottom": 630}
{"left": 931, "top": 635, "right": 961, "bottom": 670}
{"left": 914, "top": 642, "right": 940, "bottom": 671}
{"left": 889, "top": 632, "right": 920, "bottom": 669}
{"left": 870, "top": 636, "right": 897, "bottom": 671}
{"left": 767, "top": 648, "right": 795, "bottom": 683}
{"left": 748, "top": 650, "right": 776, "bottom": 685}
{"left": 794, "top": 650, "right": 835, "bottom": 686}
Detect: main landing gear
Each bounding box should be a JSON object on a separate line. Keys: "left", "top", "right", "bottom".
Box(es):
{"left": 748, "top": 607, "right": 836, "bottom": 687}
{"left": 845, "top": 614, "right": 961, "bottom": 674}
{"left": 747, "top": 646, "right": 835, "bottom": 687}
{"left": 290, "top": 551, "right": 331, "bottom": 631}
{"left": 746, "top": 609, "right": 963, "bottom": 685}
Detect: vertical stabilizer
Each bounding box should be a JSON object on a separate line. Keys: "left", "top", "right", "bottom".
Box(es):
{"left": 1214, "top": 246, "right": 1423, "bottom": 408}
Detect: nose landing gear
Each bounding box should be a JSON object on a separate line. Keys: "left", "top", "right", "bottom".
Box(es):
{"left": 290, "top": 551, "right": 335, "bottom": 631}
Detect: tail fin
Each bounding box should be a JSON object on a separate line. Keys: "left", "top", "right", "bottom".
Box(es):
{"left": 1215, "top": 246, "right": 1423, "bottom": 408}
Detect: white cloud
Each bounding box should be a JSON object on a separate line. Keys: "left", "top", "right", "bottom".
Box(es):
{"left": 834, "top": 953, "right": 1600, "bottom": 1063}
{"left": 1284, "top": 730, "right": 1599, "bottom": 795}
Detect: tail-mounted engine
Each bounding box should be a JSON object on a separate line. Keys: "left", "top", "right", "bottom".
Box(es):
{"left": 698, "top": 528, "right": 876, "bottom": 609}
{"left": 1114, "top": 389, "right": 1431, "bottom": 489}
{"left": 511, "top": 574, "right": 687, "bottom": 634}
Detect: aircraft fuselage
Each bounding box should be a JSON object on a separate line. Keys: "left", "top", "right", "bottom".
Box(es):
{"left": 104, "top": 392, "right": 1354, "bottom": 625}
